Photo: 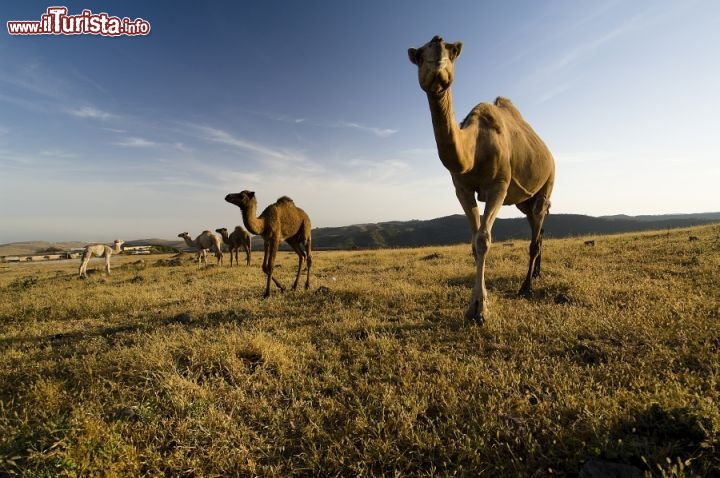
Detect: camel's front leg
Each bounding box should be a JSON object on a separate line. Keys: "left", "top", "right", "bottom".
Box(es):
{"left": 262, "top": 240, "right": 284, "bottom": 297}
{"left": 79, "top": 257, "right": 89, "bottom": 278}
{"left": 465, "top": 186, "right": 507, "bottom": 324}
{"left": 453, "top": 177, "right": 480, "bottom": 258}
{"left": 105, "top": 254, "right": 112, "bottom": 275}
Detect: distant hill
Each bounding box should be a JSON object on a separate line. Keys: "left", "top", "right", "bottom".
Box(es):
{"left": 2, "top": 213, "right": 718, "bottom": 256}
{"left": 601, "top": 212, "right": 720, "bottom": 222}
{"left": 0, "top": 241, "right": 86, "bottom": 257}
{"left": 310, "top": 212, "right": 720, "bottom": 250}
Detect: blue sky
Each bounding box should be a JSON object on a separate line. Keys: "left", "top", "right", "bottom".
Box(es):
{"left": 1, "top": 1, "right": 718, "bottom": 243}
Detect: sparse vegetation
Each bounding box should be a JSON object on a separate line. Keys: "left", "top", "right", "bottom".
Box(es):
{"left": 149, "top": 245, "right": 179, "bottom": 254}
{"left": 35, "top": 246, "right": 64, "bottom": 254}
{"left": 1, "top": 225, "right": 718, "bottom": 476}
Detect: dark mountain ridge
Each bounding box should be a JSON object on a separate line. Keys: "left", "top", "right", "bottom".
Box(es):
{"left": 310, "top": 212, "right": 720, "bottom": 249}
{"left": 2, "top": 213, "right": 718, "bottom": 255}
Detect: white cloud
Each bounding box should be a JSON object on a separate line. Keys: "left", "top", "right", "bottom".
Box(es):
{"left": 69, "top": 105, "right": 113, "bottom": 120}
{"left": 113, "top": 137, "right": 157, "bottom": 147}
{"left": 336, "top": 121, "right": 398, "bottom": 138}
{"left": 191, "top": 124, "right": 300, "bottom": 161}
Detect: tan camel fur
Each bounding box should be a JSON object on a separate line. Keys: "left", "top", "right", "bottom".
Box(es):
{"left": 224, "top": 191, "right": 312, "bottom": 297}
{"left": 215, "top": 226, "right": 252, "bottom": 266}
{"left": 178, "top": 231, "right": 223, "bottom": 268}
{"left": 409, "top": 35, "right": 556, "bottom": 323}
{"left": 78, "top": 239, "right": 124, "bottom": 279}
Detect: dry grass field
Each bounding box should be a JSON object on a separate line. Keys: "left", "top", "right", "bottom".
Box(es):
{"left": 1, "top": 224, "right": 718, "bottom": 476}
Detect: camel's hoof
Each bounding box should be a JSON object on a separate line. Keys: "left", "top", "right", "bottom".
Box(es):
{"left": 464, "top": 301, "right": 486, "bottom": 325}
{"left": 519, "top": 286, "right": 533, "bottom": 298}
{"left": 467, "top": 313, "right": 485, "bottom": 326}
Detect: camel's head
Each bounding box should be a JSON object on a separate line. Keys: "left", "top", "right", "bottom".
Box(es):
{"left": 408, "top": 35, "right": 463, "bottom": 95}
{"left": 178, "top": 232, "right": 189, "bottom": 239}
{"left": 215, "top": 227, "right": 227, "bottom": 235}
{"left": 225, "top": 190, "right": 255, "bottom": 209}
{"left": 114, "top": 239, "right": 125, "bottom": 249}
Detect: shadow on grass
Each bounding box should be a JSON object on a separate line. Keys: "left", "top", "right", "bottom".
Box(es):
{"left": 598, "top": 403, "right": 717, "bottom": 475}
{"left": 0, "top": 308, "right": 254, "bottom": 351}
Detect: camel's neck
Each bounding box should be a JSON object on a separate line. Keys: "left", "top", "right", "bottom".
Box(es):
{"left": 240, "top": 201, "right": 265, "bottom": 236}
{"left": 112, "top": 243, "right": 122, "bottom": 254}
{"left": 182, "top": 237, "right": 196, "bottom": 248}
{"left": 219, "top": 232, "right": 230, "bottom": 244}
{"left": 427, "top": 89, "right": 473, "bottom": 174}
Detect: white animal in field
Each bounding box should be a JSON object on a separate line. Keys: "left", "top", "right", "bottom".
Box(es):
{"left": 78, "top": 239, "right": 125, "bottom": 279}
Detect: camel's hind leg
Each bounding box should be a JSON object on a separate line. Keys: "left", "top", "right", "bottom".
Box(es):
{"left": 517, "top": 188, "right": 552, "bottom": 296}
{"left": 304, "top": 238, "right": 312, "bottom": 290}
{"left": 287, "top": 239, "right": 311, "bottom": 291}
{"left": 288, "top": 242, "right": 305, "bottom": 291}
{"left": 104, "top": 253, "right": 112, "bottom": 275}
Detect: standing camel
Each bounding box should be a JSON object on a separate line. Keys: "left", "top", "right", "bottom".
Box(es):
{"left": 177, "top": 231, "right": 223, "bottom": 268}
{"left": 224, "top": 191, "right": 312, "bottom": 297}
{"left": 78, "top": 239, "right": 124, "bottom": 279}
{"left": 408, "top": 36, "right": 555, "bottom": 323}
{"left": 215, "top": 226, "right": 252, "bottom": 266}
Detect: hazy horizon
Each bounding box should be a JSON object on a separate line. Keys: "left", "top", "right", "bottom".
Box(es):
{"left": 2, "top": 1, "right": 719, "bottom": 243}
{"left": 2, "top": 210, "right": 719, "bottom": 246}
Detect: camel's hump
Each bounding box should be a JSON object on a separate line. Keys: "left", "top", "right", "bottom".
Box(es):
{"left": 276, "top": 196, "right": 294, "bottom": 204}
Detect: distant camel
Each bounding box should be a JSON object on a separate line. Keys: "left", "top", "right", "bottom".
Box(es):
{"left": 584, "top": 240, "right": 596, "bottom": 247}
{"left": 177, "top": 231, "right": 223, "bottom": 268}
{"left": 215, "top": 226, "right": 252, "bottom": 266}
{"left": 78, "top": 239, "right": 124, "bottom": 279}
{"left": 409, "top": 35, "right": 555, "bottom": 323}
{"left": 225, "top": 191, "right": 312, "bottom": 297}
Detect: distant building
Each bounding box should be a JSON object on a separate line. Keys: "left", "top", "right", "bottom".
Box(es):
{"left": 124, "top": 245, "right": 152, "bottom": 255}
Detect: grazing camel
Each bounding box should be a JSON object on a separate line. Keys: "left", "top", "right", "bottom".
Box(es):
{"left": 78, "top": 239, "right": 124, "bottom": 279}
{"left": 224, "top": 191, "right": 312, "bottom": 297}
{"left": 215, "top": 226, "right": 252, "bottom": 266}
{"left": 409, "top": 36, "right": 556, "bottom": 323}
{"left": 177, "top": 231, "right": 223, "bottom": 268}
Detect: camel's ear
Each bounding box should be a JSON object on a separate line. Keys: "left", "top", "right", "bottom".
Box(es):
{"left": 447, "top": 42, "right": 463, "bottom": 61}
{"left": 408, "top": 48, "right": 420, "bottom": 65}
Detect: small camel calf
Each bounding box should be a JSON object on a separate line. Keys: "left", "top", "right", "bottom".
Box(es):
{"left": 584, "top": 240, "right": 596, "bottom": 247}
{"left": 689, "top": 236, "right": 700, "bottom": 242}
{"left": 79, "top": 239, "right": 124, "bottom": 279}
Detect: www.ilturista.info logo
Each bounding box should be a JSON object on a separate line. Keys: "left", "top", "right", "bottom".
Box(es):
{"left": 7, "top": 7, "right": 150, "bottom": 36}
